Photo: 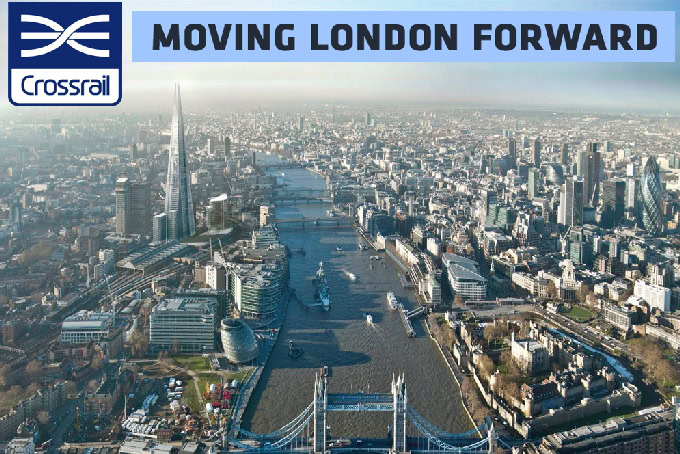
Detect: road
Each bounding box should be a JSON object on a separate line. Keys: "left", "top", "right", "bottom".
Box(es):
{"left": 50, "top": 396, "right": 82, "bottom": 453}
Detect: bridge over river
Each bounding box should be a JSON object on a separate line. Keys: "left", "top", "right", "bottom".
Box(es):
{"left": 229, "top": 374, "right": 515, "bottom": 453}
{"left": 274, "top": 217, "right": 353, "bottom": 227}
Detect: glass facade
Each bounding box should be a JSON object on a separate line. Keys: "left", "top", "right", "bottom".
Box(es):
{"left": 638, "top": 157, "right": 663, "bottom": 236}
{"left": 165, "top": 84, "right": 196, "bottom": 240}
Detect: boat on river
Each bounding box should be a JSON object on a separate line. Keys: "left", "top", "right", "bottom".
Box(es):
{"left": 315, "top": 262, "right": 330, "bottom": 311}
{"left": 386, "top": 292, "right": 398, "bottom": 310}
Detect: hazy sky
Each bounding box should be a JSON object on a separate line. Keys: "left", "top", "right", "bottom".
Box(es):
{"left": 1, "top": 0, "right": 679, "bottom": 113}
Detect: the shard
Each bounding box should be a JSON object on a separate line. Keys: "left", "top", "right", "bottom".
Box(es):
{"left": 165, "top": 83, "right": 195, "bottom": 240}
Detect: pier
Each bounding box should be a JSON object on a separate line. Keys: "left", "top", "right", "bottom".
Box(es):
{"left": 397, "top": 303, "right": 417, "bottom": 338}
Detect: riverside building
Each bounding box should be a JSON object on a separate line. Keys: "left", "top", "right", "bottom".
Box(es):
{"left": 150, "top": 298, "right": 216, "bottom": 352}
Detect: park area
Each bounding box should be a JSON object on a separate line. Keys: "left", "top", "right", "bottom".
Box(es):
{"left": 564, "top": 305, "right": 593, "bottom": 322}
{"left": 179, "top": 363, "right": 254, "bottom": 415}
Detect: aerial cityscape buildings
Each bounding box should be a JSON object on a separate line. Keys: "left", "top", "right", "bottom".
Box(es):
{"left": 1, "top": 83, "right": 680, "bottom": 453}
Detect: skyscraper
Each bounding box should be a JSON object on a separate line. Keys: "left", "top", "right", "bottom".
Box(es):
{"left": 481, "top": 189, "right": 498, "bottom": 225}
{"left": 561, "top": 144, "right": 569, "bottom": 166}
{"left": 153, "top": 213, "right": 168, "bottom": 244}
{"left": 224, "top": 136, "right": 231, "bottom": 155}
{"left": 638, "top": 157, "right": 663, "bottom": 236}
{"left": 561, "top": 177, "right": 584, "bottom": 227}
{"left": 528, "top": 168, "right": 539, "bottom": 200}
{"left": 508, "top": 138, "right": 516, "bottom": 168}
{"left": 576, "top": 143, "right": 601, "bottom": 207}
{"left": 588, "top": 143, "right": 602, "bottom": 206}
{"left": 601, "top": 179, "right": 626, "bottom": 228}
{"left": 129, "top": 182, "right": 151, "bottom": 235}
{"left": 115, "top": 177, "right": 130, "bottom": 234}
{"left": 165, "top": 84, "right": 196, "bottom": 240}
{"left": 532, "top": 138, "right": 541, "bottom": 168}
{"left": 116, "top": 177, "right": 151, "bottom": 235}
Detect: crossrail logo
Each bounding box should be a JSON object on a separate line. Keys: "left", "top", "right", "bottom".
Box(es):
{"left": 8, "top": 2, "right": 122, "bottom": 106}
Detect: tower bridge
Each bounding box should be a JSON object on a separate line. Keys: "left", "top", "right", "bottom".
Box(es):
{"left": 230, "top": 374, "right": 510, "bottom": 453}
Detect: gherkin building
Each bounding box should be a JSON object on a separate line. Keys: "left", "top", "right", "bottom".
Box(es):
{"left": 637, "top": 157, "right": 663, "bottom": 236}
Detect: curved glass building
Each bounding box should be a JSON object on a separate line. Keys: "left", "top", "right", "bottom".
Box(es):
{"left": 220, "top": 318, "right": 259, "bottom": 364}
{"left": 638, "top": 157, "right": 663, "bottom": 236}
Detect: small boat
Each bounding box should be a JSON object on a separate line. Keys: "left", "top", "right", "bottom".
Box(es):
{"left": 343, "top": 270, "right": 357, "bottom": 281}
{"left": 370, "top": 255, "right": 380, "bottom": 261}
{"left": 359, "top": 245, "right": 368, "bottom": 251}
{"left": 336, "top": 246, "right": 343, "bottom": 251}
{"left": 366, "top": 313, "right": 373, "bottom": 324}
{"left": 297, "top": 247, "right": 306, "bottom": 255}
{"left": 386, "top": 292, "right": 398, "bottom": 310}
{"left": 288, "top": 340, "right": 303, "bottom": 359}
{"left": 320, "top": 365, "right": 329, "bottom": 377}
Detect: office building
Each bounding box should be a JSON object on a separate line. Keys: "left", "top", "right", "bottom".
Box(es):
{"left": 61, "top": 311, "right": 114, "bottom": 344}
{"left": 116, "top": 178, "right": 151, "bottom": 235}
{"left": 604, "top": 305, "right": 636, "bottom": 332}
{"left": 231, "top": 262, "right": 286, "bottom": 318}
{"left": 560, "top": 177, "right": 584, "bottom": 227}
{"left": 481, "top": 189, "right": 498, "bottom": 225}
{"left": 252, "top": 225, "right": 280, "bottom": 248}
{"left": 298, "top": 115, "right": 304, "bottom": 131}
{"left": 601, "top": 179, "right": 626, "bottom": 228}
{"left": 443, "top": 254, "right": 487, "bottom": 300}
{"left": 508, "top": 138, "right": 517, "bottom": 167}
{"left": 528, "top": 168, "right": 539, "bottom": 200}
{"left": 206, "top": 262, "right": 226, "bottom": 290}
{"left": 224, "top": 136, "right": 231, "bottom": 155}
{"left": 634, "top": 280, "right": 671, "bottom": 312}
{"left": 115, "top": 177, "right": 129, "bottom": 234}
{"left": 638, "top": 156, "right": 663, "bottom": 236}
{"left": 560, "top": 143, "right": 569, "bottom": 166}
{"left": 153, "top": 213, "right": 168, "bottom": 244}
{"left": 60, "top": 311, "right": 123, "bottom": 358}
{"left": 532, "top": 137, "right": 541, "bottom": 168}
{"left": 150, "top": 298, "right": 216, "bottom": 352}
{"left": 260, "top": 205, "right": 276, "bottom": 227}
{"left": 207, "top": 194, "right": 228, "bottom": 232}
{"left": 165, "top": 83, "right": 196, "bottom": 240}
{"left": 576, "top": 143, "right": 602, "bottom": 207}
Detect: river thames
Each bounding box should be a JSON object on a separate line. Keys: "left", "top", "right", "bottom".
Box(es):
{"left": 241, "top": 154, "right": 471, "bottom": 438}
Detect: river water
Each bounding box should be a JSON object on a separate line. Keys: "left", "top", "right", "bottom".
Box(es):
{"left": 241, "top": 153, "right": 471, "bottom": 438}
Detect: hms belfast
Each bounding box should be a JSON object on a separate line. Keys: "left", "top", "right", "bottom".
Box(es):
{"left": 313, "top": 261, "right": 330, "bottom": 311}
{"left": 165, "top": 83, "right": 196, "bottom": 240}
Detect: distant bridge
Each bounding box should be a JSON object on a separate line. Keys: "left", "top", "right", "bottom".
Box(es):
{"left": 259, "top": 162, "right": 309, "bottom": 170}
{"left": 230, "top": 374, "right": 513, "bottom": 453}
{"left": 274, "top": 217, "right": 352, "bottom": 227}
{"left": 273, "top": 188, "right": 330, "bottom": 204}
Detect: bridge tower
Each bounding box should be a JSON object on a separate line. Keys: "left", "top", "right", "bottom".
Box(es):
{"left": 313, "top": 374, "right": 327, "bottom": 453}
{"left": 487, "top": 422, "right": 498, "bottom": 454}
{"left": 391, "top": 373, "right": 408, "bottom": 453}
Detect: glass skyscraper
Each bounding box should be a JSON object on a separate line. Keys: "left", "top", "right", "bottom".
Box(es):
{"left": 165, "top": 83, "right": 195, "bottom": 240}
{"left": 638, "top": 156, "right": 663, "bottom": 236}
